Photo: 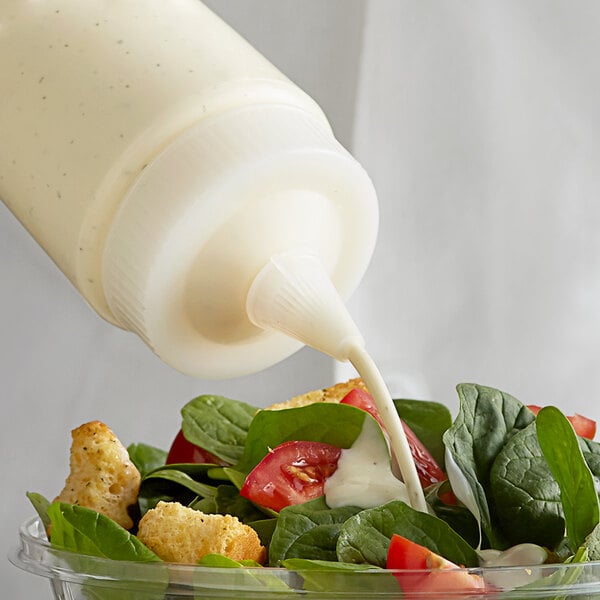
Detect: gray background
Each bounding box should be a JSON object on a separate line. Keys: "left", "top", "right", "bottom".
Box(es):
{"left": 3, "top": 1, "right": 600, "bottom": 597}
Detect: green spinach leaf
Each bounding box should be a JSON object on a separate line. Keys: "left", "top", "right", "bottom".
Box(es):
{"left": 193, "top": 557, "right": 292, "bottom": 594}
{"left": 492, "top": 415, "right": 600, "bottom": 551}
{"left": 47, "top": 502, "right": 161, "bottom": 562}
{"left": 490, "top": 422, "right": 565, "bottom": 548}
{"left": 269, "top": 497, "right": 362, "bottom": 566}
{"left": 443, "top": 383, "right": 535, "bottom": 548}
{"left": 143, "top": 468, "right": 218, "bottom": 499}
{"left": 26, "top": 492, "right": 52, "bottom": 531}
{"left": 181, "top": 395, "right": 257, "bottom": 464}
{"left": 536, "top": 406, "right": 599, "bottom": 550}
{"left": 394, "top": 399, "right": 452, "bottom": 467}
{"left": 138, "top": 463, "right": 220, "bottom": 515}
{"left": 197, "top": 554, "right": 262, "bottom": 567}
{"left": 282, "top": 558, "right": 399, "bottom": 595}
{"left": 579, "top": 436, "right": 600, "bottom": 493}
{"left": 47, "top": 503, "right": 167, "bottom": 600}
{"left": 424, "top": 482, "right": 480, "bottom": 548}
{"left": 584, "top": 523, "right": 600, "bottom": 560}
{"left": 236, "top": 403, "right": 367, "bottom": 474}
{"left": 336, "top": 500, "right": 479, "bottom": 568}
{"left": 127, "top": 443, "right": 167, "bottom": 478}
{"left": 189, "top": 484, "right": 265, "bottom": 524}
{"left": 248, "top": 518, "right": 278, "bottom": 549}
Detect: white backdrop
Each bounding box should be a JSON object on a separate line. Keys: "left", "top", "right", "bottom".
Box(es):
{"left": 2, "top": 1, "right": 600, "bottom": 597}
{"left": 338, "top": 0, "right": 600, "bottom": 412}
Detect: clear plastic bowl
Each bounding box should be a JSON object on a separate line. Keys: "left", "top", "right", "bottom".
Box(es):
{"left": 10, "top": 517, "right": 600, "bottom": 599}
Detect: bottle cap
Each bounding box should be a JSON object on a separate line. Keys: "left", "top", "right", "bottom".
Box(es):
{"left": 102, "top": 104, "right": 377, "bottom": 378}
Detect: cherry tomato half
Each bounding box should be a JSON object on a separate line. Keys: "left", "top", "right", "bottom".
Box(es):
{"left": 166, "top": 429, "right": 228, "bottom": 465}
{"left": 387, "top": 534, "right": 487, "bottom": 596}
{"left": 340, "top": 388, "right": 448, "bottom": 488}
{"left": 240, "top": 440, "right": 341, "bottom": 512}
{"left": 527, "top": 405, "right": 596, "bottom": 440}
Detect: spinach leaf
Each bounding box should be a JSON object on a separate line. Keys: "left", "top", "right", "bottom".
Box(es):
{"left": 189, "top": 495, "right": 217, "bottom": 513}
{"left": 47, "top": 502, "right": 161, "bottom": 562}
{"left": 394, "top": 399, "right": 452, "bottom": 467}
{"left": 138, "top": 463, "right": 220, "bottom": 515}
{"left": 181, "top": 395, "right": 257, "bottom": 464}
{"left": 424, "top": 482, "right": 480, "bottom": 548}
{"left": 194, "top": 558, "right": 292, "bottom": 594}
{"left": 236, "top": 403, "right": 367, "bottom": 474}
{"left": 269, "top": 497, "right": 362, "bottom": 566}
{"left": 248, "top": 518, "right": 278, "bottom": 549}
{"left": 26, "top": 492, "right": 52, "bottom": 531}
{"left": 282, "top": 558, "right": 399, "bottom": 595}
{"left": 189, "top": 484, "right": 266, "bottom": 524}
{"left": 536, "top": 406, "right": 599, "bottom": 550}
{"left": 490, "top": 422, "right": 565, "bottom": 548}
{"left": 579, "top": 436, "right": 600, "bottom": 494}
{"left": 143, "top": 468, "right": 218, "bottom": 499}
{"left": 492, "top": 415, "right": 600, "bottom": 551}
{"left": 47, "top": 503, "right": 167, "bottom": 600}
{"left": 127, "top": 443, "right": 167, "bottom": 478}
{"left": 336, "top": 500, "right": 479, "bottom": 568}
{"left": 197, "top": 554, "right": 262, "bottom": 567}
{"left": 221, "top": 467, "right": 248, "bottom": 490}
{"left": 443, "top": 383, "right": 535, "bottom": 548}
{"left": 584, "top": 523, "right": 600, "bottom": 560}
{"left": 282, "top": 558, "right": 380, "bottom": 571}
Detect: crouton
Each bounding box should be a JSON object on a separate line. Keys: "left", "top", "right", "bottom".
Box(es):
{"left": 137, "top": 501, "right": 266, "bottom": 564}
{"left": 54, "top": 420, "right": 140, "bottom": 530}
{"left": 266, "top": 378, "right": 368, "bottom": 410}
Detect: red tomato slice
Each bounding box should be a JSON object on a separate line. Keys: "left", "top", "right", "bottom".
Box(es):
{"left": 528, "top": 405, "right": 596, "bottom": 440}
{"left": 166, "top": 429, "right": 228, "bottom": 466}
{"left": 569, "top": 414, "right": 597, "bottom": 440}
{"left": 240, "top": 440, "right": 341, "bottom": 512}
{"left": 387, "top": 535, "right": 487, "bottom": 596}
{"left": 340, "top": 388, "right": 448, "bottom": 488}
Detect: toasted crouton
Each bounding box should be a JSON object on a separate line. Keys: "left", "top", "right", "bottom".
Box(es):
{"left": 137, "top": 501, "right": 266, "bottom": 564}
{"left": 54, "top": 421, "right": 140, "bottom": 530}
{"left": 266, "top": 378, "right": 368, "bottom": 410}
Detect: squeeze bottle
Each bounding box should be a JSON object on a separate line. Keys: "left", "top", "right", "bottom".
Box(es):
{"left": 0, "top": 0, "right": 378, "bottom": 378}
{"left": 1, "top": 1, "right": 430, "bottom": 513}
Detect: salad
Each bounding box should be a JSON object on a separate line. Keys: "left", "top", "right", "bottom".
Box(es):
{"left": 25, "top": 380, "right": 600, "bottom": 597}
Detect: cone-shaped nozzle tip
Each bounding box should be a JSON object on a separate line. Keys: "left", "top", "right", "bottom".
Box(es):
{"left": 246, "top": 251, "right": 364, "bottom": 361}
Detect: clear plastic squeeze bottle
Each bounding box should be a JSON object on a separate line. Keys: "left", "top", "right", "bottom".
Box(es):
{"left": 0, "top": 0, "right": 378, "bottom": 378}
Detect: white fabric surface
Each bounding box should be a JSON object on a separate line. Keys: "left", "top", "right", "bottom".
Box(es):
{"left": 2, "top": 1, "right": 600, "bottom": 597}
{"left": 338, "top": 0, "right": 600, "bottom": 415}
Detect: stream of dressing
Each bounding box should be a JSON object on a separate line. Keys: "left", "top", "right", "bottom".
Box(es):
{"left": 246, "top": 251, "right": 428, "bottom": 513}
{"left": 347, "top": 344, "right": 428, "bottom": 512}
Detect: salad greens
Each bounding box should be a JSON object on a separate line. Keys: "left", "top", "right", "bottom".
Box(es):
{"left": 536, "top": 406, "right": 600, "bottom": 550}
{"left": 181, "top": 394, "right": 256, "bottom": 464}
{"left": 27, "top": 382, "right": 600, "bottom": 593}
{"left": 490, "top": 422, "right": 566, "bottom": 548}
{"left": 47, "top": 502, "right": 161, "bottom": 562}
{"left": 443, "top": 383, "right": 536, "bottom": 548}
{"left": 336, "top": 499, "right": 480, "bottom": 568}
{"left": 393, "top": 398, "right": 452, "bottom": 468}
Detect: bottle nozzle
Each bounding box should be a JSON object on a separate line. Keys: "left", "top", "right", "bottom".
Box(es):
{"left": 247, "top": 250, "right": 429, "bottom": 514}
{"left": 246, "top": 251, "right": 364, "bottom": 361}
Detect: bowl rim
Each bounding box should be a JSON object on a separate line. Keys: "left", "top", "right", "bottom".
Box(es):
{"left": 10, "top": 516, "right": 600, "bottom": 596}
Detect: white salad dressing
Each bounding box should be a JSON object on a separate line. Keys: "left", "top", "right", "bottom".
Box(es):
{"left": 478, "top": 544, "right": 548, "bottom": 568}
{"left": 324, "top": 416, "right": 410, "bottom": 509}
{"left": 479, "top": 544, "right": 548, "bottom": 589}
